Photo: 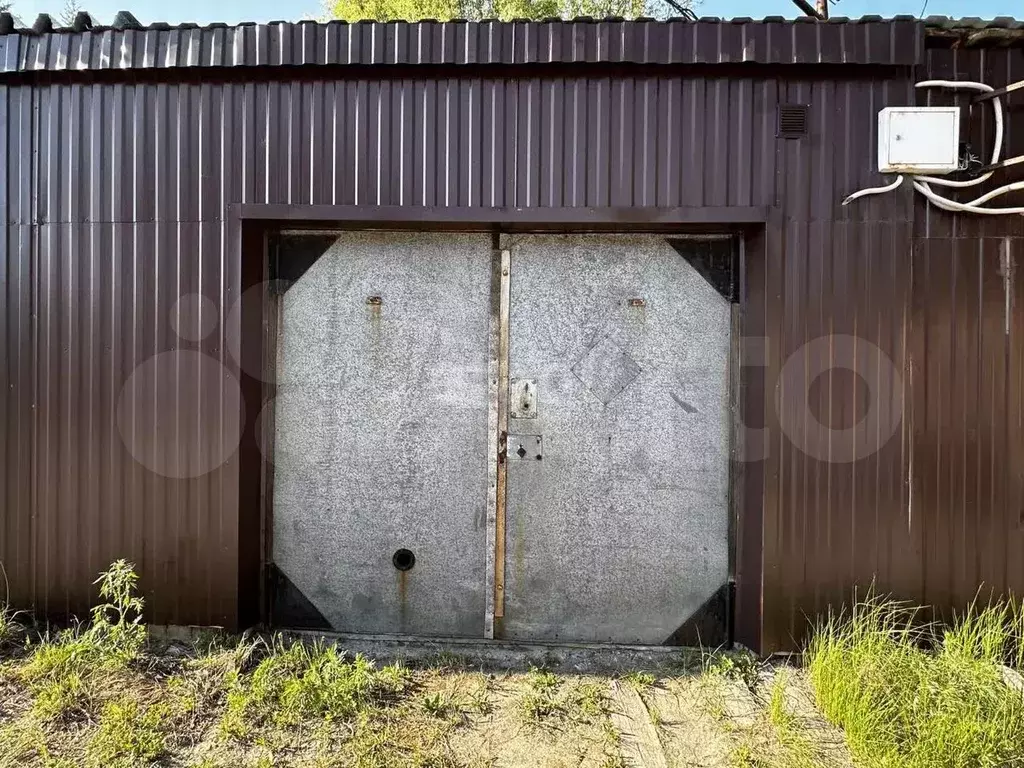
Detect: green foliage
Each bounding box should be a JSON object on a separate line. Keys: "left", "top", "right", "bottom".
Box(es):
{"left": 807, "top": 596, "right": 1024, "bottom": 768}
{"left": 527, "top": 666, "right": 559, "bottom": 693}
{"left": 0, "top": 563, "right": 26, "bottom": 650}
{"left": 621, "top": 670, "right": 655, "bottom": 691}
{"left": 86, "top": 559, "right": 146, "bottom": 661}
{"left": 420, "top": 691, "right": 452, "bottom": 717}
{"left": 563, "top": 680, "right": 608, "bottom": 720}
{"left": 423, "top": 650, "right": 470, "bottom": 670}
{"left": 86, "top": 699, "right": 168, "bottom": 768}
{"left": 18, "top": 560, "right": 147, "bottom": 720}
{"left": 220, "top": 638, "right": 409, "bottom": 739}
{"left": 765, "top": 671, "right": 793, "bottom": 731}
{"left": 418, "top": 687, "right": 484, "bottom": 722}
{"left": 331, "top": 0, "right": 682, "bottom": 24}
{"left": 518, "top": 669, "right": 608, "bottom": 725}
{"left": 0, "top": 604, "right": 21, "bottom": 648}
{"left": 764, "top": 670, "right": 816, "bottom": 768}
{"left": 332, "top": 0, "right": 458, "bottom": 22}
{"left": 702, "top": 649, "right": 762, "bottom": 691}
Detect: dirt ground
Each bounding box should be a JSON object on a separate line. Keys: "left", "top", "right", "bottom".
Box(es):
{"left": 444, "top": 662, "right": 853, "bottom": 768}
{"left": 0, "top": 638, "right": 854, "bottom": 768}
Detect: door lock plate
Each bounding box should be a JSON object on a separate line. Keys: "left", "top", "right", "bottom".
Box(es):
{"left": 510, "top": 378, "right": 538, "bottom": 419}
{"left": 509, "top": 434, "right": 543, "bottom": 461}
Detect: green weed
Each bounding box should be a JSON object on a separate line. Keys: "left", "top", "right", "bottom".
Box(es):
{"left": 518, "top": 689, "right": 560, "bottom": 722}
{"left": 526, "top": 667, "right": 559, "bottom": 693}
{"left": 517, "top": 668, "right": 562, "bottom": 723}
{"left": 424, "top": 651, "right": 470, "bottom": 670}
{"left": 336, "top": 711, "right": 454, "bottom": 768}
{"left": 18, "top": 561, "right": 148, "bottom": 721}
{"left": 421, "top": 691, "right": 458, "bottom": 719}
{"left": 600, "top": 717, "right": 625, "bottom": 768}
{"left": 0, "top": 605, "right": 23, "bottom": 650}
{"left": 765, "top": 670, "right": 816, "bottom": 768}
{"left": 621, "top": 670, "right": 655, "bottom": 691}
{"left": 518, "top": 672, "right": 609, "bottom": 727}
{"left": 86, "top": 698, "right": 167, "bottom": 768}
{"left": 85, "top": 559, "right": 146, "bottom": 661}
{"left": 220, "top": 638, "right": 409, "bottom": 739}
{"left": 703, "top": 650, "right": 762, "bottom": 691}
{"left": 728, "top": 742, "right": 763, "bottom": 768}
{"left": 807, "top": 596, "right": 1024, "bottom": 768}
{"left": 564, "top": 681, "right": 608, "bottom": 721}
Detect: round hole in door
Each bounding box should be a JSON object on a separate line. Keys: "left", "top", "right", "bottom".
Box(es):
{"left": 393, "top": 549, "right": 415, "bottom": 571}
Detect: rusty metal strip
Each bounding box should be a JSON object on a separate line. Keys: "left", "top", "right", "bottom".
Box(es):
{"left": 494, "top": 247, "right": 511, "bottom": 621}
{"left": 483, "top": 241, "right": 501, "bottom": 639}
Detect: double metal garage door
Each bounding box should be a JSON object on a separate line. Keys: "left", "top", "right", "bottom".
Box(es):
{"left": 271, "top": 232, "right": 732, "bottom": 645}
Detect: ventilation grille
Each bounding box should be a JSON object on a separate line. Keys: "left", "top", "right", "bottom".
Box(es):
{"left": 778, "top": 105, "right": 809, "bottom": 139}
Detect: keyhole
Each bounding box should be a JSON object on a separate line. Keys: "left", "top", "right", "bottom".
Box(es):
{"left": 517, "top": 444, "right": 527, "bottom": 459}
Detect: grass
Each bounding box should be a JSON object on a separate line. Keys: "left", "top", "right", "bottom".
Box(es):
{"left": 86, "top": 699, "right": 167, "bottom": 768}
{"left": 218, "top": 638, "right": 409, "bottom": 738}
{"left": 6, "top": 560, "right": 1023, "bottom": 768}
{"left": 807, "top": 595, "right": 1024, "bottom": 768}
{"left": 0, "top": 606, "right": 21, "bottom": 649}
{"left": 764, "top": 670, "right": 816, "bottom": 768}
{"left": 516, "top": 667, "right": 610, "bottom": 728}
{"left": 518, "top": 668, "right": 564, "bottom": 723}
{"left": 11, "top": 560, "right": 150, "bottom": 723}
{"left": 621, "top": 670, "right": 655, "bottom": 691}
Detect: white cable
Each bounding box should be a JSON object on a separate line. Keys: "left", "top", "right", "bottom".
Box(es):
{"left": 841, "top": 175, "right": 904, "bottom": 205}
{"left": 912, "top": 80, "right": 1002, "bottom": 188}
{"left": 913, "top": 179, "right": 1024, "bottom": 215}
{"left": 966, "top": 180, "right": 1024, "bottom": 205}
{"left": 844, "top": 78, "right": 1024, "bottom": 215}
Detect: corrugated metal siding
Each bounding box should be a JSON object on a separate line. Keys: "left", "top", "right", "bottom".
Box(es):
{"left": 2, "top": 21, "right": 1024, "bottom": 647}
{"left": 0, "top": 67, "right": 917, "bottom": 634}
{"left": 5, "top": 76, "right": 929, "bottom": 226}
{"left": 0, "top": 17, "right": 923, "bottom": 74}
{"left": 1, "top": 220, "right": 241, "bottom": 625}
{"left": 8, "top": 76, "right": 786, "bottom": 224}
{"left": 755, "top": 47, "right": 1024, "bottom": 650}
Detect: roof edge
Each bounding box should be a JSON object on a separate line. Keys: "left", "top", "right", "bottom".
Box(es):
{"left": 0, "top": 16, "right": 928, "bottom": 74}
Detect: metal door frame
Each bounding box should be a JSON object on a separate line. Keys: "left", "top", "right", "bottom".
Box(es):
{"left": 231, "top": 203, "right": 770, "bottom": 647}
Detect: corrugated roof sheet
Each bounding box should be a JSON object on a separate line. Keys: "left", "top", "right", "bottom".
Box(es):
{"left": 0, "top": 14, "right": 932, "bottom": 73}
{"left": 0, "top": 13, "right": 1020, "bottom": 76}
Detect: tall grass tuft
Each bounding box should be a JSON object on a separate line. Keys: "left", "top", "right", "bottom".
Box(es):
{"left": 807, "top": 595, "right": 1024, "bottom": 768}
{"left": 219, "top": 637, "right": 410, "bottom": 739}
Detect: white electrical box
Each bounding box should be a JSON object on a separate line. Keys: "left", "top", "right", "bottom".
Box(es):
{"left": 877, "top": 107, "right": 961, "bottom": 173}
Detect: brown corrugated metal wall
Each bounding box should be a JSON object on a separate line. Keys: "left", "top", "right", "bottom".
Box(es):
{"left": 751, "top": 46, "right": 1024, "bottom": 651}
{"left": 1, "top": 18, "right": 1022, "bottom": 648}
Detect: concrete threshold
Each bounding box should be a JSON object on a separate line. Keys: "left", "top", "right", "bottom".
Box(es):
{"left": 278, "top": 629, "right": 698, "bottom": 674}
{"left": 149, "top": 625, "right": 702, "bottom": 674}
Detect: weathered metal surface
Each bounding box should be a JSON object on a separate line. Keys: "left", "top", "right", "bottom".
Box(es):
{"left": 501, "top": 234, "right": 732, "bottom": 644}
{"left": 507, "top": 434, "right": 543, "bottom": 461}
{"left": 509, "top": 379, "right": 538, "bottom": 420}
{"left": 493, "top": 247, "right": 511, "bottom": 621}
{"left": 272, "top": 231, "right": 492, "bottom": 637}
